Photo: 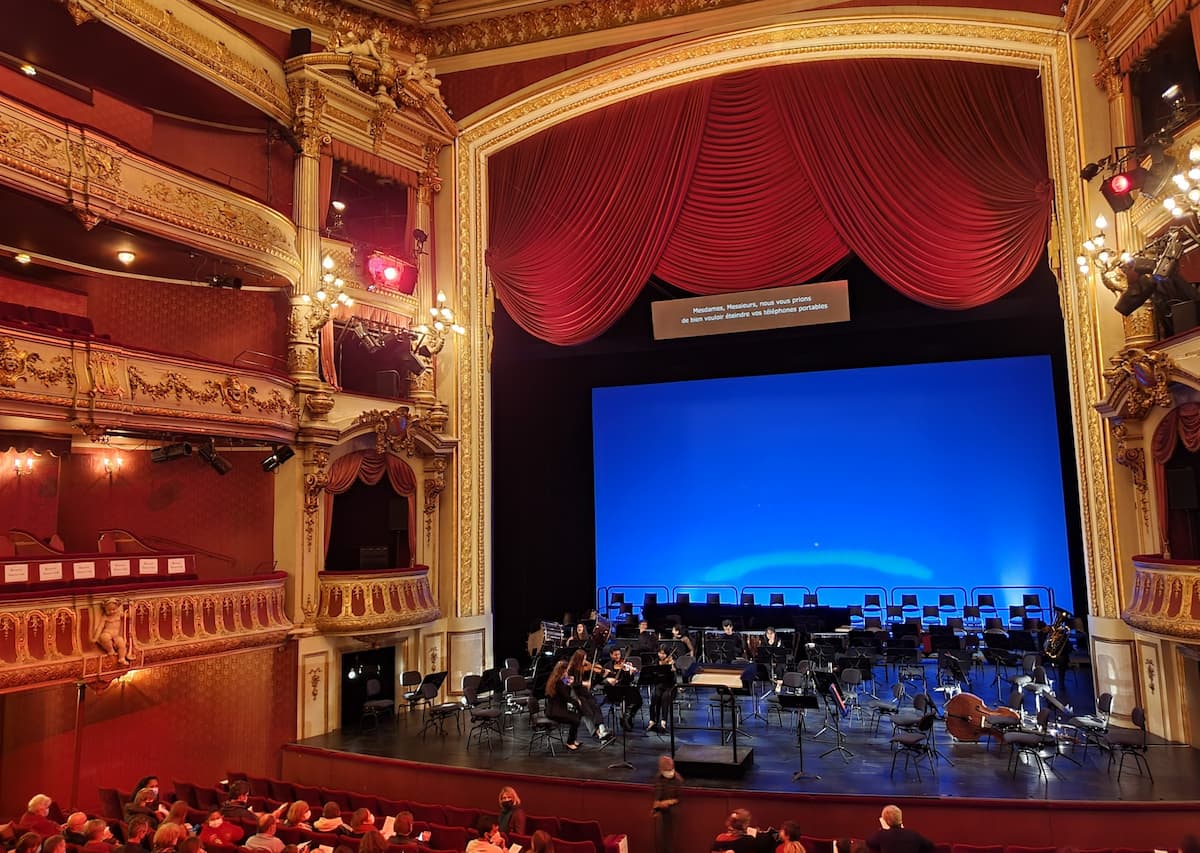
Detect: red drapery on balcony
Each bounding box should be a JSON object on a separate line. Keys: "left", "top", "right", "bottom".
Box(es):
{"left": 323, "top": 450, "right": 418, "bottom": 562}
{"left": 486, "top": 60, "right": 1052, "bottom": 346}
{"left": 1151, "top": 403, "right": 1200, "bottom": 554}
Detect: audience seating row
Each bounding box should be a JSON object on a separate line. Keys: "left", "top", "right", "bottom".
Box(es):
{"left": 0, "top": 301, "right": 102, "bottom": 338}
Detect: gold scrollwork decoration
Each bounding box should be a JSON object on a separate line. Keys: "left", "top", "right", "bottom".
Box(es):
{"left": 127, "top": 366, "right": 298, "bottom": 417}
{"left": 0, "top": 337, "right": 76, "bottom": 390}
{"left": 303, "top": 449, "right": 332, "bottom": 551}
{"left": 141, "top": 182, "right": 290, "bottom": 252}
{"left": 1102, "top": 347, "right": 1174, "bottom": 420}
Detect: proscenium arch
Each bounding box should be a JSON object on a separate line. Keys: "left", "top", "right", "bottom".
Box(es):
{"left": 452, "top": 12, "right": 1119, "bottom": 623}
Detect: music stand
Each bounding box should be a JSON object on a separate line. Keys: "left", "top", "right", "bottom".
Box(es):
{"left": 639, "top": 664, "right": 676, "bottom": 739}
{"left": 811, "top": 670, "right": 853, "bottom": 762}
{"left": 779, "top": 692, "right": 822, "bottom": 780}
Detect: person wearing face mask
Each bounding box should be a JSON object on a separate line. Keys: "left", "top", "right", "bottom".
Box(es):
{"left": 283, "top": 802, "right": 312, "bottom": 831}
{"left": 651, "top": 755, "right": 683, "bottom": 853}
{"left": 496, "top": 787, "right": 525, "bottom": 836}
{"left": 199, "top": 811, "right": 244, "bottom": 848}
{"left": 465, "top": 818, "right": 507, "bottom": 853}
{"left": 124, "top": 790, "right": 161, "bottom": 830}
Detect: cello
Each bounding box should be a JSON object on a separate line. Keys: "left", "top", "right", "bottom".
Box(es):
{"left": 943, "top": 692, "right": 1021, "bottom": 742}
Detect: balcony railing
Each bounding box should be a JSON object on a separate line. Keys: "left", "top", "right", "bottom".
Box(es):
{"left": 315, "top": 567, "right": 440, "bottom": 633}
{"left": 0, "top": 573, "right": 293, "bottom": 693}
{"left": 1124, "top": 555, "right": 1200, "bottom": 640}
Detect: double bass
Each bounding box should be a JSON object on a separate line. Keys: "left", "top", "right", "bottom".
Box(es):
{"left": 943, "top": 692, "right": 1021, "bottom": 742}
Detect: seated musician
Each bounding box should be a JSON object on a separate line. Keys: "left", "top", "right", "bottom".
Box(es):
{"left": 671, "top": 624, "right": 695, "bottom": 658}
{"left": 570, "top": 622, "right": 592, "bottom": 648}
{"left": 544, "top": 660, "right": 583, "bottom": 751}
{"left": 566, "top": 649, "right": 612, "bottom": 741}
{"left": 634, "top": 620, "right": 658, "bottom": 656}
{"left": 603, "top": 647, "right": 643, "bottom": 730}
{"left": 718, "top": 620, "right": 745, "bottom": 662}
{"left": 648, "top": 646, "right": 677, "bottom": 732}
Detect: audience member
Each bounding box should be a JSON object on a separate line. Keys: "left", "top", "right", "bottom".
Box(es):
{"left": 466, "top": 817, "right": 507, "bottom": 853}
{"left": 713, "top": 809, "right": 759, "bottom": 853}
{"left": 866, "top": 806, "right": 932, "bottom": 853}
{"left": 777, "top": 823, "right": 803, "bottom": 853}
{"left": 284, "top": 802, "right": 312, "bottom": 831}
{"left": 390, "top": 813, "right": 419, "bottom": 845}
{"left": 338, "top": 809, "right": 376, "bottom": 838}
{"left": 498, "top": 787, "right": 526, "bottom": 835}
{"left": 177, "top": 838, "right": 202, "bottom": 853}
{"left": 119, "top": 817, "right": 153, "bottom": 853}
{"left": 530, "top": 831, "right": 554, "bottom": 853}
{"left": 313, "top": 804, "right": 344, "bottom": 833}
{"left": 150, "top": 824, "right": 187, "bottom": 853}
{"left": 15, "top": 833, "right": 43, "bottom": 853}
{"left": 358, "top": 830, "right": 389, "bottom": 853}
{"left": 835, "top": 840, "right": 852, "bottom": 853}
{"left": 199, "top": 812, "right": 242, "bottom": 848}
{"left": 41, "top": 835, "right": 66, "bottom": 853}
{"left": 81, "top": 819, "right": 114, "bottom": 853}
{"left": 162, "top": 803, "right": 189, "bottom": 829}
{"left": 130, "top": 779, "right": 167, "bottom": 820}
{"left": 63, "top": 813, "right": 89, "bottom": 845}
{"left": 652, "top": 756, "right": 682, "bottom": 853}
{"left": 17, "top": 796, "right": 61, "bottom": 838}
{"left": 245, "top": 815, "right": 284, "bottom": 853}
{"left": 125, "top": 790, "right": 161, "bottom": 830}
{"left": 220, "top": 782, "right": 255, "bottom": 823}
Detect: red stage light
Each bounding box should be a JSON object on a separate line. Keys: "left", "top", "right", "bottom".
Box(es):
{"left": 1109, "top": 174, "right": 1132, "bottom": 193}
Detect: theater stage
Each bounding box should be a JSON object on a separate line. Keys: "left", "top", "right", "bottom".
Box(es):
{"left": 282, "top": 674, "right": 1200, "bottom": 853}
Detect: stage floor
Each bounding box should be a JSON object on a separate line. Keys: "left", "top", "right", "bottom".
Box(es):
{"left": 295, "top": 668, "right": 1200, "bottom": 804}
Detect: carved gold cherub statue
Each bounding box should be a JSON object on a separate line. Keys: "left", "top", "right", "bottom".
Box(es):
{"left": 93, "top": 597, "right": 131, "bottom": 666}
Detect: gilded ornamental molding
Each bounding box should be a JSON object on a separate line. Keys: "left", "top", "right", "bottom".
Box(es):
{"left": 1097, "top": 346, "right": 1176, "bottom": 421}
{"left": 314, "top": 567, "right": 440, "bottom": 633}
{"left": 1124, "top": 556, "right": 1200, "bottom": 640}
{"left": 0, "top": 93, "right": 301, "bottom": 285}
{"left": 0, "top": 574, "right": 292, "bottom": 694}
{"left": 60, "top": 0, "right": 290, "bottom": 122}
{"left": 0, "top": 327, "right": 300, "bottom": 443}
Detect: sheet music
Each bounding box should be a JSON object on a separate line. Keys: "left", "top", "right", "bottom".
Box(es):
{"left": 381, "top": 816, "right": 395, "bottom": 838}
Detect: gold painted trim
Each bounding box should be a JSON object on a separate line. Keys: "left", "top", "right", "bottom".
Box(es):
{"left": 454, "top": 14, "right": 1109, "bottom": 621}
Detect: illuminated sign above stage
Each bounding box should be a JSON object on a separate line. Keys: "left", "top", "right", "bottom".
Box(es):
{"left": 650, "top": 280, "right": 850, "bottom": 340}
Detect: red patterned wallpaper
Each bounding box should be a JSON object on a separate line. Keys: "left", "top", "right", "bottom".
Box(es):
{"left": 85, "top": 278, "right": 287, "bottom": 367}
{"left": 0, "top": 644, "right": 297, "bottom": 818}
{"left": 0, "top": 451, "right": 61, "bottom": 539}
{"left": 0, "top": 66, "right": 154, "bottom": 152}
{"left": 56, "top": 449, "right": 275, "bottom": 577}
{"left": 0, "top": 277, "right": 86, "bottom": 314}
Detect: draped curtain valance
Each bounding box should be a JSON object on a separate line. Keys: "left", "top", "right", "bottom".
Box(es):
{"left": 324, "top": 450, "right": 418, "bottom": 562}
{"left": 486, "top": 60, "right": 1052, "bottom": 346}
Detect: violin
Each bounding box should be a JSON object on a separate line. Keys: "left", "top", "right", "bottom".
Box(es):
{"left": 943, "top": 692, "right": 1021, "bottom": 742}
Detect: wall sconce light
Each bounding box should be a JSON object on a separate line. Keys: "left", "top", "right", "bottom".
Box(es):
{"left": 12, "top": 454, "right": 33, "bottom": 478}
{"left": 412, "top": 291, "right": 466, "bottom": 358}
{"left": 103, "top": 454, "right": 122, "bottom": 481}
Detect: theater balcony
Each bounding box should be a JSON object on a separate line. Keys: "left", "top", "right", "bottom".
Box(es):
{"left": 314, "top": 567, "right": 440, "bottom": 637}
{"left": 1124, "top": 556, "right": 1200, "bottom": 639}
{"left": 0, "top": 568, "right": 292, "bottom": 694}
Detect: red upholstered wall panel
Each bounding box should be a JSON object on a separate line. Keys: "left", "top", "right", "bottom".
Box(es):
{"left": 0, "top": 277, "right": 87, "bottom": 314}
{"left": 0, "top": 452, "right": 61, "bottom": 539}
{"left": 56, "top": 450, "right": 274, "bottom": 577}
{"left": 85, "top": 278, "right": 286, "bottom": 367}
{"left": 0, "top": 644, "right": 296, "bottom": 818}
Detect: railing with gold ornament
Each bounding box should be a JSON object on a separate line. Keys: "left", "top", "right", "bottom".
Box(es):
{"left": 314, "top": 567, "right": 440, "bottom": 634}
{"left": 1124, "top": 555, "right": 1200, "bottom": 640}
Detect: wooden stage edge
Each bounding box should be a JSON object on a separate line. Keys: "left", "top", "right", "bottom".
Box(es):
{"left": 280, "top": 744, "right": 1193, "bottom": 852}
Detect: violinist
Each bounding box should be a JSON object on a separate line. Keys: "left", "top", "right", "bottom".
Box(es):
{"left": 604, "top": 647, "right": 643, "bottom": 730}
{"left": 544, "top": 659, "right": 582, "bottom": 751}
{"left": 567, "top": 649, "right": 612, "bottom": 741}
{"left": 648, "top": 647, "right": 677, "bottom": 733}
{"left": 635, "top": 620, "right": 659, "bottom": 656}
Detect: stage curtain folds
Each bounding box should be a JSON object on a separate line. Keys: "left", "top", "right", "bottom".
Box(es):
{"left": 323, "top": 450, "right": 417, "bottom": 562}
{"left": 485, "top": 60, "right": 1052, "bottom": 345}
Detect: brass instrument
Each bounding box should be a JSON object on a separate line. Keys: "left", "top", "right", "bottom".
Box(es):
{"left": 1043, "top": 610, "right": 1071, "bottom": 658}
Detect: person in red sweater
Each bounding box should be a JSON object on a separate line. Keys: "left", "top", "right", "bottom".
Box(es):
{"left": 81, "top": 819, "right": 115, "bottom": 853}
{"left": 15, "top": 796, "right": 60, "bottom": 839}
{"left": 199, "top": 811, "right": 244, "bottom": 848}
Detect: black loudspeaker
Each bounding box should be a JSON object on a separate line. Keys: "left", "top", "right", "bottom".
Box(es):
{"left": 358, "top": 545, "right": 390, "bottom": 570}
{"left": 1166, "top": 468, "right": 1200, "bottom": 510}
{"left": 1171, "top": 300, "right": 1199, "bottom": 335}
{"left": 388, "top": 498, "right": 409, "bottom": 532}
{"left": 376, "top": 370, "right": 402, "bottom": 398}
{"left": 289, "top": 28, "right": 313, "bottom": 58}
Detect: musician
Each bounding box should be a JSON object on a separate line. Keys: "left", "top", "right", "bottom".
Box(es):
{"left": 635, "top": 620, "right": 659, "bottom": 656}
{"left": 715, "top": 619, "right": 745, "bottom": 662}
{"left": 670, "top": 624, "right": 695, "bottom": 658}
{"left": 544, "top": 660, "right": 583, "bottom": 751}
{"left": 570, "top": 623, "right": 592, "bottom": 648}
{"left": 603, "top": 647, "right": 643, "bottom": 730}
{"left": 755, "top": 626, "right": 787, "bottom": 679}
{"left": 567, "top": 650, "right": 612, "bottom": 741}
{"left": 1041, "top": 610, "right": 1073, "bottom": 686}
{"left": 647, "top": 647, "right": 677, "bottom": 732}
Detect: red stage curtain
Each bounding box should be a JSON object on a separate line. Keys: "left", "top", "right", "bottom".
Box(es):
{"left": 324, "top": 450, "right": 417, "bottom": 562}
{"left": 1150, "top": 403, "right": 1200, "bottom": 556}
{"left": 486, "top": 60, "right": 1052, "bottom": 345}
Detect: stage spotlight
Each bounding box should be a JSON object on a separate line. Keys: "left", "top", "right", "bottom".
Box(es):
{"left": 1080, "top": 161, "right": 1104, "bottom": 181}
{"left": 150, "top": 442, "right": 192, "bottom": 463}
{"left": 1115, "top": 270, "right": 1158, "bottom": 315}
{"left": 261, "top": 445, "right": 295, "bottom": 472}
{"left": 1100, "top": 167, "right": 1147, "bottom": 213}
{"left": 199, "top": 441, "right": 234, "bottom": 476}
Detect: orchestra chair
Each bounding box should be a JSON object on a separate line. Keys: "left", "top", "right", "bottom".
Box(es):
{"left": 921, "top": 605, "right": 941, "bottom": 628}
{"left": 463, "top": 675, "right": 503, "bottom": 750}
{"left": 976, "top": 593, "right": 999, "bottom": 623}
{"left": 1004, "top": 707, "right": 1058, "bottom": 779}
{"left": 1023, "top": 593, "right": 1046, "bottom": 624}
{"left": 863, "top": 593, "right": 884, "bottom": 620}
{"left": 982, "top": 690, "right": 1026, "bottom": 751}
{"left": 802, "top": 592, "right": 819, "bottom": 607}
{"left": 706, "top": 592, "right": 721, "bottom": 605}
{"left": 1007, "top": 605, "right": 1027, "bottom": 630}
{"left": 766, "top": 670, "right": 807, "bottom": 728}
{"left": 769, "top": 593, "right": 785, "bottom": 606}
{"left": 962, "top": 605, "right": 983, "bottom": 631}
{"left": 643, "top": 592, "right": 658, "bottom": 610}
{"left": 890, "top": 712, "right": 936, "bottom": 779}
{"left": 866, "top": 681, "right": 906, "bottom": 736}
{"left": 1022, "top": 666, "right": 1055, "bottom": 712}
{"left": 1105, "top": 706, "right": 1152, "bottom": 780}
{"left": 608, "top": 591, "right": 625, "bottom": 618}
{"left": 676, "top": 592, "right": 691, "bottom": 605}
{"left": 885, "top": 605, "right": 904, "bottom": 625}
{"left": 417, "top": 682, "right": 462, "bottom": 738}
{"left": 846, "top": 604, "right": 864, "bottom": 628}
{"left": 864, "top": 616, "right": 885, "bottom": 632}
{"left": 741, "top": 592, "right": 755, "bottom": 606}
{"left": 938, "top": 593, "right": 959, "bottom": 621}
{"left": 527, "top": 696, "right": 567, "bottom": 756}
{"left": 401, "top": 670, "right": 427, "bottom": 718}
{"left": 900, "top": 593, "right": 920, "bottom": 621}
{"left": 1067, "top": 692, "right": 1113, "bottom": 761}
{"left": 360, "top": 676, "right": 394, "bottom": 730}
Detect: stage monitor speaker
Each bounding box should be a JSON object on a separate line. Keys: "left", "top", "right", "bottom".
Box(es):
{"left": 289, "top": 28, "right": 313, "bottom": 58}
{"left": 388, "top": 497, "right": 409, "bottom": 532}
{"left": 1165, "top": 467, "right": 1200, "bottom": 510}
{"left": 358, "top": 545, "right": 390, "bottom": 570}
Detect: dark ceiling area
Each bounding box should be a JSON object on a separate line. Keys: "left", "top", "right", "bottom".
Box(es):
{"left": 0, "top": 185, "right": 288, "bottom": 289}
{"left": 0, "top": 0, "right": 270, "bottom": 126}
